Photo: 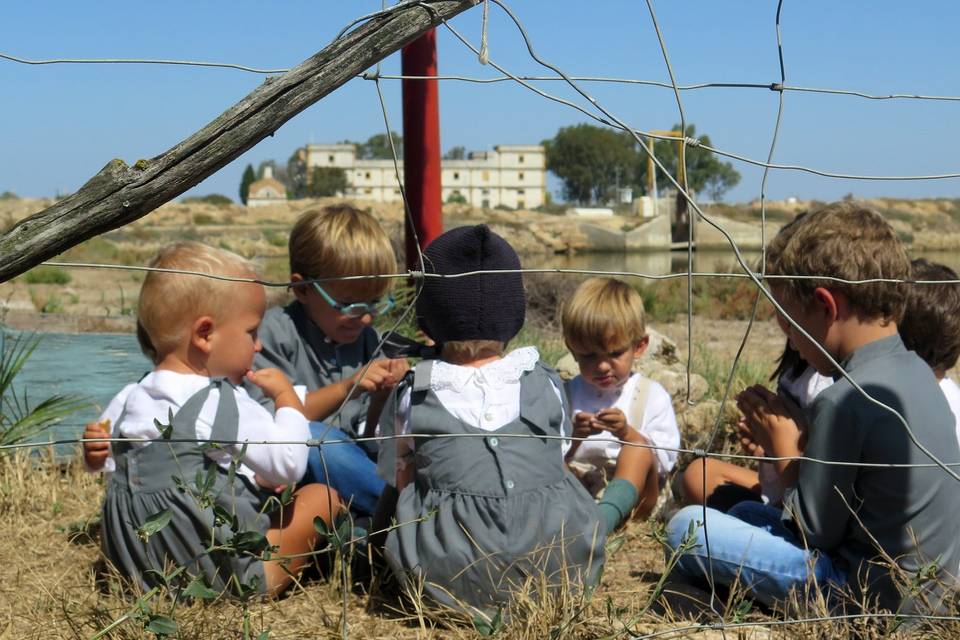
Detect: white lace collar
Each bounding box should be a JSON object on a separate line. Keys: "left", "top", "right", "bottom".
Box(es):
{"left": 430, "top": 346, "right": 540, "bottom": 392}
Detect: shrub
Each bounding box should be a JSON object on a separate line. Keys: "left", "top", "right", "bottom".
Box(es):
{"left": 24, "top": 266, "right": 71, "bottom": 285}
{"left": 263, "top": 229, "right": 287, "bottom": 247}
{"left": 192, "top": 213, "right": 216, "bottom": 225}
{"left": 446, "top": 191, "right": 467, "bottom": 205}
{"left": 183, "top": 194, "right": 233, "bottom": 206}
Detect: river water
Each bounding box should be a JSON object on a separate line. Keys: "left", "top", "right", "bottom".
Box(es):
{"left": 8, "top": 248, "right": 960, "bottom": 452}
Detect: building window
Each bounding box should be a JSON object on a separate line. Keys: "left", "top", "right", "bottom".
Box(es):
{"left": 519, "top": 155, "right": 525, "bottom": 163}
{"left": 517, "top": 189, "right": 525, "bottom": 195}
{"left": 365, "top": 172, "right": 371, "bottom": 179}
{"left": 356, "top": 171, "right": 362, "bottom": 177}
{"left": 481, "top": 188, "right": 490, "bottom": 195}
{"left": 518, "top": 172, "right": 525, "bottom": 181}
{"left": 453, "top": 171, "right": 460, "bottom": 180}
{"left": 517, "top": 199, "right": 525, "bottom": 209}
{"left": 365, "top": 188, "right": 373, "bottom": 195}
{"left": 394, "top": 188, "right": 400, "bottom": 194}
{"left": 328, "top": 155, "right": 334, "bottom": 163}
{"left": 482, "top": 170, "right": 490, "bottom": 181}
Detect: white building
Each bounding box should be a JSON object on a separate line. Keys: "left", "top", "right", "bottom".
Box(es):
{"left": 303, "top": 143, "right": 546, "bottom": 209}
{"left": 246, "top": 166, "right": 287, "bottom": 207}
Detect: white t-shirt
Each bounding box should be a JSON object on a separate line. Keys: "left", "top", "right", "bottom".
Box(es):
{"left": 778, "top": 366, "right": 834, "bottom": 408}
{"left": 92, "top": 370, "right": 310, "bottom": 487}
{"left": 939, "top": 377, "right": 960, "bottom": 448}
{"left": 565, "top": 372, "right": 680, "bottom": 475}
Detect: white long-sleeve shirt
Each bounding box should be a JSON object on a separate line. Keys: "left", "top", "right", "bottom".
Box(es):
{"left": 566, "top": 372, "right": 680, "bottom": 474}
{"left": 92, "top": 370, "right": 310, "bottom": 487}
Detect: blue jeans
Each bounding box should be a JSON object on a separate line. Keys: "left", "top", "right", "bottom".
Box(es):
{"left": 665, "top": 502, "right": 847, "bottom": 606}
{"left": 302, "top": 422, "right": 384, "bottom": 517}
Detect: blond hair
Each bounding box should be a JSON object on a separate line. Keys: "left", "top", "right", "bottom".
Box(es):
{"left": 137, "top": 242, "right": 261, "bottom": 362}
{"left": 561, "top": 278, "right": 646, "bottom": 352}
{"left": 441, "top": 340, "right": 505, "bottom": 363}
{"left": 288, "top": 205, "right": 396, "bottom": 300}
{"left": 765, "top": 201, "right": 909, "bottom": 323}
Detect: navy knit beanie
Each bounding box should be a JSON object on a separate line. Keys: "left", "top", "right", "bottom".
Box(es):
{"left": 416, "top": 225, "right": 525, "bottom": 344}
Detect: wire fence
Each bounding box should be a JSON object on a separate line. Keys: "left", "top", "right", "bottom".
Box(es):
{"left": 3, "top": 0, "right": 960, "bottom": 637}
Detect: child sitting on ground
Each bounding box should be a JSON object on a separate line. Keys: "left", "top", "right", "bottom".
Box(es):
{"left": 247, "top": 205, "right": 408, "bottom": 518}
{"left": 666, "top": 202, "right": 960, "bottom": 613}
{"left": 378, "top": 225, "right": 605, "bottom": 619}
{"left": 681, "top": 211, "right": 832, "bottom": 512}
{"left": 83, "top": 242, "right": 341, "bottom": 596}
{"left": 681, "top": 343, "right": 832, "bottom": 511}
{"left": 900, "top": 258, "right": 960, "bottom": 438}
{"left": 561, "top": 277, "right": 680, "bottom": 527}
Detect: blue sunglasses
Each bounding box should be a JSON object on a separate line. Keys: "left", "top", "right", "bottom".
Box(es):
{"left": 311, "top": 282, "right": 394, "bottom": 318}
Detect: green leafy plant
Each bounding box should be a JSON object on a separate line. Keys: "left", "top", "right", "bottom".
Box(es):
{"left": 23, "top": 266, "right": 72, "bottom": 285}
{"left": 0, "top": 332, "right": 89, "bottom": 450}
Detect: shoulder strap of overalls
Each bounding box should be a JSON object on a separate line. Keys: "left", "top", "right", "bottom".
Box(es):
{"left": 519, "top": 363, "right": 562, "bottom": 436}
{"left": 168, "top": 378, "right": 240, "bottom": 445}
{"left": 626, "top": 376, "right": 652, "bottom": 432}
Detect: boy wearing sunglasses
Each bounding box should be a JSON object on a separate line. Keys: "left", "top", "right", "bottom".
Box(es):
{"left": 246, "top": 205, "right": 408, "bottom": 518}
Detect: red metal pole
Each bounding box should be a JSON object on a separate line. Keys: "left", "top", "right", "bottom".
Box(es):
{"left": 401, "top": 29, "right": 443, "bottom": 270}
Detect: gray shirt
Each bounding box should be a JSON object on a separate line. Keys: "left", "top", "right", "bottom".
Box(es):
{"left": 782, "top": 334, "right": 960, "bottom": 612}
{"left": 246, "top": 301, "right": 380, "bottom": 438}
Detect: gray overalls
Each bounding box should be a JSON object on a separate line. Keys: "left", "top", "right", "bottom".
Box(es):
{"left": 384, "top": 360, "right": 606, "bottom": 618}
{"left": 101, "top": 380, "right": 269, "bottom": 595}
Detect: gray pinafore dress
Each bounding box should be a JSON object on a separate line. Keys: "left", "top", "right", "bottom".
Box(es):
{"left": 384, "top": 360, "right": 606, "bottom": 617}
{"left": 101, "top": 379, "right": 270, "bottom": 595}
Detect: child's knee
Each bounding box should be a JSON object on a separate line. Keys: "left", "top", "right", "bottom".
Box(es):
{"left": 297, "top": 482, "right": 342, "bottom": 516}
{"left": 681, "top": 457, "right": 710, "bottom": 497}
{"left": 665, "top": 505, "right": 706, "bottom": 551}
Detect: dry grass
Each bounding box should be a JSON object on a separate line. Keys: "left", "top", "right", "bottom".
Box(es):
{"left": 0, "top": 449, "right": 957, "bottom": 639}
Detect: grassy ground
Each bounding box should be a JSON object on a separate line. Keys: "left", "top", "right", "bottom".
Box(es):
{"left": 1, "top": 449, "right": 956, "bottom": 639}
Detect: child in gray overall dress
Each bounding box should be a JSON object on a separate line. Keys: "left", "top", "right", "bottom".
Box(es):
{"left": 88, "top": 242, "right": 341, "bottom": 597}
{"left": 377, "top": 225, "right": 606, "bottom": 620}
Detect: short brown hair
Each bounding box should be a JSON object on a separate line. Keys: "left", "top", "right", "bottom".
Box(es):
{"left": 288, "top": 205, "right": 396, "bottom": 301}
{"left": 138, "top": 242, "right": 261, "bottom": 361}
{"left": 561, "top": 277, "right": 646, "bottom": 352}
{"left": 764, "top": 202, "right": 909, "bottom": 323}
{"left": 900, "top": 259, "right": 960, "bottom": 374}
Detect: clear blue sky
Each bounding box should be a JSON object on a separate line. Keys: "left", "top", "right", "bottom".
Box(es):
{"left": 2, "top": 1, "right": 958, "bottom": 204}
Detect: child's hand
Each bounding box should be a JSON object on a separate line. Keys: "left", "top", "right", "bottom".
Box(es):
{"left": 348, "top": 358, "right": 403, "bottom": 396}
{"left": 593, "top": 407, "right": 633, "bottom": 441}
{"left": 382, "top": 358, "right": 410, "bottom": 389}
{"left": 82, "top": 420, "right": 111, "bottom": 471}
{"left": 246, "top": 368, "right": 302, "bottom": 411}
{"left": 736, "top": 385, "right": 802, "bottom": 461}
{"left": 736, "top": 417, "right": 766, "bottom": 458}
{"left": 573, "top": 411, "right": 599, "bottom": 439}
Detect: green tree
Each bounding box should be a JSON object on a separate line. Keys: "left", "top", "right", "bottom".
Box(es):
{"left": 648, "top": 124, "right": 741, "bottom": 201}
{"left": 239, "top": 164, "right": 256, "bottom": 205}
{"left": 308, "top": 167, "right": 348, "bottom": 197}
{"left": 357, "top": 132, "right": 403, "bottom": 160}
{"left": 444, "top": 145, "right": 467, "bottom": 160}
{"left": 286, "top": 149, "right": 307, "bottom": 199}
{"left": 544, "top": 124, "right": 642, "bottom": 204}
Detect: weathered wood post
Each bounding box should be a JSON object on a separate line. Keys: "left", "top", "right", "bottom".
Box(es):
{"left": 0, "top": 0, "right": 479, "bottom": 282}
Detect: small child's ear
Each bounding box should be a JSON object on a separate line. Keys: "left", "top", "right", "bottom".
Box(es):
{"left": 191, "top": 316, "right": 216, "bottom": 354}
{"left": 290, "top": 273, "right": 309, "bottom": 303}
{"left": 633, "top": 335, "right": 650, "bottom": 358}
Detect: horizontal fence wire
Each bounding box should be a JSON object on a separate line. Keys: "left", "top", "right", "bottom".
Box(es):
{"left": 4, "top": 0, "right": 960, "bottom": 636}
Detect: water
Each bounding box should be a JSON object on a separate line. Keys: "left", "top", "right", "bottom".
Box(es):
{"left": 4, "top": 330, "right": 151, "bottom": 450}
